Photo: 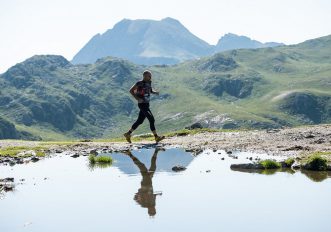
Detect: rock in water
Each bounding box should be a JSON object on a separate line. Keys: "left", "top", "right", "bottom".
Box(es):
{"left": 172, "top": 165, "right": 186, "bottom": 172}
{"left": 0, "top": 177, "right": 14, "bottom": 182}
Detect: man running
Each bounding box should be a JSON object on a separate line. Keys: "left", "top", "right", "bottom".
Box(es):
{"left": 124, "top": 70, "right": 165, "bottom": 143}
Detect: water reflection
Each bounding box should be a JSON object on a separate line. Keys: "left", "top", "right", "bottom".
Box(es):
{"left": 124, "top": 148, "right": 164, "bottom": 217}
{"left": 301, "top": 170, "right": 331, "bottom": 182}
{"left": 90, "top": 147, "right": 194, "bottom": 216}
{"left": 231, "top": 166, "right": 331, "bottom": 182}
{"left": 231, "top": 167, "right": 295, "bottom": 175}
{"left": 88, "top": 161, "right": 112, "bottom": 170}
{"left": 111, "top": 148, "right": 194, "bottom": 174}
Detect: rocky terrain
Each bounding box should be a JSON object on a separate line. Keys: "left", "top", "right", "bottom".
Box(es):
{"left": 0, "top": 124, "right": 330, "bottom": 164}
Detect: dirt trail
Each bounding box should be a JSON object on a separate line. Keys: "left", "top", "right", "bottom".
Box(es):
{"left": 0, "top": 124, "right": 330, "bottom": 158}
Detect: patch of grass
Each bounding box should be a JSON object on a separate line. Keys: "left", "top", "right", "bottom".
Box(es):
{"left": 0, "top": 146, "right": 47, "bottom": 158}
{"left": 259, "top": 159, "right": 281, "bottom": 169}
{"left": 304, "top": 154, "right": 328, "bottom": 171}
{"left": 284, "top": 158, "right": 295, "bottom": 167}
{"left": 0, "top": 146, "right": 31, "bottom": 157}
{"left": 89, "top": 155, "right": 112, "bottom": 164}
{"left": 35, "top": 151, "right": 46, "bottom": 157}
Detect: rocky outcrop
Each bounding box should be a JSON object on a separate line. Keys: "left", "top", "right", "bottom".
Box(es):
{"left": 203, "top": 73, "right": 262, "bottom": 99}
{"left": 280, "top": 92, "right": 331, "bottom": 123}
{"left": 197, "top": 54, "right": 238, "bottom": 72}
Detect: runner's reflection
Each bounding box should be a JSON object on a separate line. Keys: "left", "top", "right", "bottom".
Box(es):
{"left": 125, "top": 148, "right": 163, "bottom": 216}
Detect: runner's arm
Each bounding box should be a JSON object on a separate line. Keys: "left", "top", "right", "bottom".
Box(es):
{"left": 129, "top": 84, "right": 142, "bottom": 101}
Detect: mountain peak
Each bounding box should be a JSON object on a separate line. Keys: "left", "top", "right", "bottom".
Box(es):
{"left": 215, "top": 33, "right": 283, "bottom": 52}
{"left": 71, "top": 18, "right": 212, "bottom": 65}
{"left": 161, "top": 17, "right": 181, "bottom": 24}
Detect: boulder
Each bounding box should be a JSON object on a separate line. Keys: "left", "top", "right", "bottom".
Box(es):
{"left": 172, "top": 165, "right": 186, "bottom": 172}
{"left": 185, "top": 122, "right": 203, "bottom": 130}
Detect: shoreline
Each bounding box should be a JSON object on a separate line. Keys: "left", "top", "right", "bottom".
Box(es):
{"left": 0, "top": 124, "right": 330, "bottom": 164}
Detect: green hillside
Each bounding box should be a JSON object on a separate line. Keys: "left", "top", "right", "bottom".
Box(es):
{"left": 0, "top": 35, "right": 330, "bottom": 140}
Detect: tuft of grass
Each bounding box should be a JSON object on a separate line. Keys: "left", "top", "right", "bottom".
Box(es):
{"left": 88, "top": 154, "right": 96, "bottom": 163}
{"left": 259, "top": 159, "right": 281, "bottom": 169}
{"left": 89, "top": 155, "right": 112, "bottom": 164}
{"left": 284, "top": 158, "right": 295, "bottom": 167}
{"left": 304, "top": 154, "right": 328, "bottom": 171}
{"left": 35, "top": 151, "right": 46, "bottom": 157}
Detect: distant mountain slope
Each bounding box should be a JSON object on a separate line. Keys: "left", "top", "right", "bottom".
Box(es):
{"left": 1, "top": 34, "right": 330, "bottom": 140}
{"left": 215, "top": 33, "right": 284, "bottom": 52}
{"left": 72, "top": 17, "right": 213, "bottom": 65}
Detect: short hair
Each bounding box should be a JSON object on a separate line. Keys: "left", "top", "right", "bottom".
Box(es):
{"left": 143, "top": 70, "right": 152, "bottom": 77}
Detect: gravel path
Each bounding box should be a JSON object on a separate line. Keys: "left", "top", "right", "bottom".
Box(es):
{"left": 0, "top": 124, "right": 330, "bottom": 158}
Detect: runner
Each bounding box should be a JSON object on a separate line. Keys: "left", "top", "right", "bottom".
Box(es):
{"left": 124, "top": 70, "right": 165, "bottom": 143}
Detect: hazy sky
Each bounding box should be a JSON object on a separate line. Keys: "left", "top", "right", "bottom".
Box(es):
{"left": 1, "top": 0, "right": 330, "bottom": 73}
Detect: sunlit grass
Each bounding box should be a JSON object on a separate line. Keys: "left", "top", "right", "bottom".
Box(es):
{"left": 0, "top": 146, "right": 47, "bottom": 158}
{"left": 259, "top": 159, "right": 281, "bottom": 169}
{"left": 303, "top": 154, "right": 328, "bottom": 171}
{"left": 284, "top": 158, "right": 295, "bottom": 167}
{"left": 89, "top": 154, "right": 113, "bottom": 164}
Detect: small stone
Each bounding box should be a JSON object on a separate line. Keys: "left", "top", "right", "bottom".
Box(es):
{"left": 1, "top": 177, "right": 14, "bottom": 182}
{"left": 16, "top": 159, "right": 24, "bottom": 164}
{"left": 90, "top": 149, "right": 98, "bottom": 156}
{"left": 221, "top": 157, "right": 225, "bottom": 160}
{"left": 4, "top": 185, "right": 14, "bottom": 191}
{"left": 304, "top": 134, "right": 315, "bottom": 138}
{"left": 314, "top": 138, "right": 325, "bottom": 144}
{"left": 292, "top": 161, "right": 301, "bottom": 170}
{"left": 172, "top": 165, "right": 186, "bottom": 172}
{"left": 31, "top": 157, "right": 40, "bottom": 162}
{"left": 206, "top": 170, "right": 211, "bottom": 173}
{"left": 71, "top": 154, "right": 79, "bottom": 158}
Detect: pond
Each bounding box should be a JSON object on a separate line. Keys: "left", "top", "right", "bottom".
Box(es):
{"left": 1, "top": 148, "right": 330, "bottom": 232}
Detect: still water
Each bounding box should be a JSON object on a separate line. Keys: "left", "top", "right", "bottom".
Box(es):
{"left": 1, "top": 148, "right": 330, "bottom": 232}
